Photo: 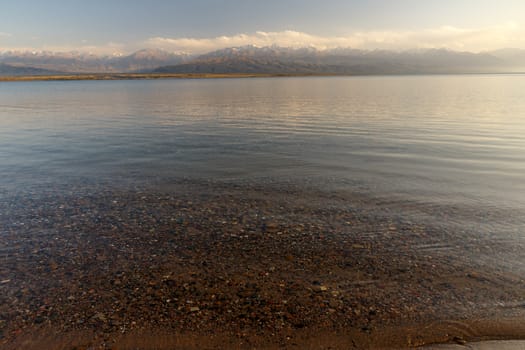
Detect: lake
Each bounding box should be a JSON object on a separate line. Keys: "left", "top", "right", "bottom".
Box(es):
{"left": 2, "top": 75, "right": 524, "bottom": 228}
{"left": 1, "top": 75, "right": 525, "bottom": 347}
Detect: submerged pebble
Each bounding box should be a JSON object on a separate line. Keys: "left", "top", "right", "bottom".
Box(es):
{"left": 0, "top": 179, "right": 524, "bottom": 347}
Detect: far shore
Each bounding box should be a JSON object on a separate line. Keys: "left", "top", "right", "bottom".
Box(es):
{"left": 1, "top": 71, "right": 524, "bottom": 82}
{"left": 0, "top": 72, "right": 339, "bottom": 82}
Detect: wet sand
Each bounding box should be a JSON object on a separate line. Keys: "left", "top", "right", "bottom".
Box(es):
{"left": 1, "top": 179, "right": 524, "bottom": 349}
{"left": 423, "top": 340, "right": 525, "bottom": 349}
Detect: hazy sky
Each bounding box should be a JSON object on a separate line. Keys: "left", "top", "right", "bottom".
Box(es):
{"left": 1, "top": 0, "right": 525, "bottom": 54}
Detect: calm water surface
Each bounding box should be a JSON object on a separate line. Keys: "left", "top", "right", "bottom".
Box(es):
{"left": 1, "top": 75, "right": 524, "bottom": 245}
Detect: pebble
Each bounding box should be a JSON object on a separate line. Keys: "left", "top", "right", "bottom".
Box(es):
{"left": 0, "top": 180, "right": 523, "bottom": 349}
{"left": 94, "top": 313, "right": 107, "bottom": 322}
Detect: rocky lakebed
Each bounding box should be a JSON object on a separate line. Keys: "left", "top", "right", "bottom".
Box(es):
{"left": 1, "top": 179, "right": 524, "bottom": 349}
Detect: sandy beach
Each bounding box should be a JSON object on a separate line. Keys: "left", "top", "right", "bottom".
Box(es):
{"left": 1, "top": 179, "right": 524, "bottom": 349}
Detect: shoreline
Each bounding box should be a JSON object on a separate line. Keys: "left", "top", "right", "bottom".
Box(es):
{"left": 1, "top": 71, "right": 525, "bottom": 82}
{"left": 3, "top": 318, "right": 525, "bottom": 349}
{"left": 1, "top": 180, "right": 524, "bottom": 349}
{"left": 3, "top": 322, "right": 525, "bottom": 349}
{"left": 423, "top": 340, "right": 525, "bottom": 350}
{"left": 0, "top": 72, "right": 337, "bottom": 82}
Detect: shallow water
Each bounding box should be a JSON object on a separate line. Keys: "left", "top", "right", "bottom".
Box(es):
{"left": 1, "top": 75, "right": 524, "bottom": 252}
{"left": 2, "top": 76, "right": 525, "bottom": 347}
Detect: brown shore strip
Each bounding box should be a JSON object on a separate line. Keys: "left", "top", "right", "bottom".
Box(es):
{"left": 0, "top": 73, "right": 339, "bottom": 82}
{"left": 1, "top": 72, "right": 524, "bottom": 82}
{"left": 1, "top": 179, "right": 525, "bottom": 349}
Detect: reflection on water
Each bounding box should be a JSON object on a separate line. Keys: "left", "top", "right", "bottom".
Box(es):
{"left": 2, "top": 76, "right": 525, "bottom": 345}
{"left": 1, "top": 75, "right": 525, "bottom": 236}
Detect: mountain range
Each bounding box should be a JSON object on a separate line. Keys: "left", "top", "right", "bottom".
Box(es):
{"left": 0, "top": 49, "right": 190, "bottom": 74}
{"left": 1, "top": 46, "right": 525, "bottom": 76}
{"left": 0, "top": 63, "right": 61, "bottom": 76}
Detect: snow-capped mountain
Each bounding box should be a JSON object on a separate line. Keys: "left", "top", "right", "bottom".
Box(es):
{"left": 1, "top": 46, "right": 525, "bottom": 75}
{"left": 0, "top": 49, "right": 192, "bottom": 73}
{"left": 155, "top": 45, "right": 517, "bottom": 75}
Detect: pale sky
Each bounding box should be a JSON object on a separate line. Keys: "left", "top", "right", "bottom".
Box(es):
{"left": 1, "top": 0, "right": 525, "bottom": 54}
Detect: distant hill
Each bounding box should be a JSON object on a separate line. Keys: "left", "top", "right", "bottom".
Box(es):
{"left": 154, "top": 46, "right": 515, "bottom": 75}
{"left": 488, "top": 48, "right": 525, "bottom": 68}
{"left": 110, "top": 49, "right": 191, "bottom": 72}
{"left": 2, "top": 46, "right": 525, "bottom": 75}
{"left": 0, "top": 63, "right": 61, "bottom": 76}
{"left": 0, "top": 49, "right": 190, "bottom": 73}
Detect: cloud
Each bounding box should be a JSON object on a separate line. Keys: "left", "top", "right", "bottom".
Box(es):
{"left": 67, "top": 42, "right": 126, "bottom": 55}
{"left": 3, "top": 23, "right": 523, "bottom": 55}
{"left": 1, "top": 41, "right": 127, "bottom": 55}
{"left": 403, "top": 22, "right": 522, "bottom": 51}
{"left": 145, "top": 23, "right": 524, "bottom": 54}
